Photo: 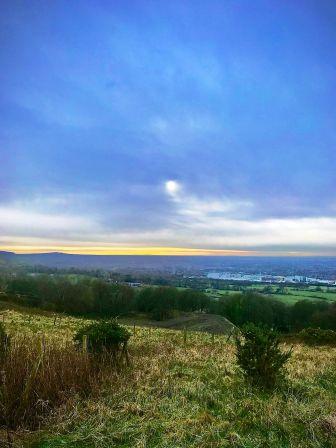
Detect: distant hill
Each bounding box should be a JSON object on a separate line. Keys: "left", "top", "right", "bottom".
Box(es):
{"left": 1, "top": 251, "right": 336, "bottom": 277}
{"left": 0, "top": 251, "right": 16, "bottom": 264}
{"left": 0, "top": 252, "right": 214, "bottom": 270}
{"left": 0, "top": 251, "right": 15, "bottom": 258}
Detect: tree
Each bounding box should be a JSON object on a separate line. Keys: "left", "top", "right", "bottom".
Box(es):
{"left": 221, "top": 292, "right": 275, "bottom": 327}
{"left": 291, "top": 300, "right": 329, "bottom": 330}
{"left": 60, "top": 281, "right": 94, "bottom": 314}
{"left": 236, "top": 324, "right": 292, "bottom": 390}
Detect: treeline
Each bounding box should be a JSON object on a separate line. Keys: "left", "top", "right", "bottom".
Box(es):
{"left": 4, "top": 275, "right": 132, "bottom": 315}
{"left": 136, "top": 287, "right": 209, "bottom": 319}
{"left": 1, "top": 275, "right": 336, "bottom": 331}
{"left": 0, "top": 275, "right": 209, "bottom": 318}
{"left": 209, "top": 292, "right": 336, "bottom": 332}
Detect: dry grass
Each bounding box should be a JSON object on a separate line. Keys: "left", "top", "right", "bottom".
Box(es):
{"left": 0, "top": 337, "right": 99, "bottom": 433}
{"left": 0, "top": 312, "right": 120, "bottom": 446}
{"left": 0, "top": 310, "right": 336, "bottom": 447}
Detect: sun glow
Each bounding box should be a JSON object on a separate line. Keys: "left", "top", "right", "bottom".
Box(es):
{"left": 0, "top": 245, "right": 253, "bottom": 256}
{"left": 165, "top": 180, "right": 181, "bottom": 197}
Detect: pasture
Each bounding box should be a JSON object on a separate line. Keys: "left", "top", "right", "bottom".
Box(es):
{"left": 206, "top": 284, "right": 336, "bottom": 305}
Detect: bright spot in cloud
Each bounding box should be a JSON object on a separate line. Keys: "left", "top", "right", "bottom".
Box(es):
{"left": 165, "top": 180, "right": 181, "bottom": 197}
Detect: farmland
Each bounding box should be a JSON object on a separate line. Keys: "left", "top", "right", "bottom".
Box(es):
{"left": 1, "top": 308, "right": 336, "bottom": 447}
{"left": 206, "top": 284, "right": 336, "bottom": 305}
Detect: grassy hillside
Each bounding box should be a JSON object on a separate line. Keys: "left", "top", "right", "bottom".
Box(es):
{"left": 1, "top": 309, "right": 336, "bottom": 448}
{"left": 120, "top": 312, "right": 237, "bottom": 334}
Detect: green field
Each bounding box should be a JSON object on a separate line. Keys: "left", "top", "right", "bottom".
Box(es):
{"left": 206, "top": 284, "right": 336, "bottom": 305}
{"left": 1, "top": 308, "right": 336, "bottom": 447}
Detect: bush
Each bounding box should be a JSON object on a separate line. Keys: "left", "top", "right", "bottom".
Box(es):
{"left": 299, "top": 327, "right": 336, "bottom": 346}
{"left": 0, "top": 337, "right": 99, "bottom": 431}
{"left": 236, "top": 323, "right": 292, "bottom": 390}
{"left": 74, "top": 320, "right": 131, "bottom": 359}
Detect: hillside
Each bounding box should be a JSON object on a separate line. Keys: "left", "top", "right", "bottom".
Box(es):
{"left": 0, "top": 309, "right": 335, "bottom": 447}
{"left": 122, "top": 313, "right": 237, "bottom": 335}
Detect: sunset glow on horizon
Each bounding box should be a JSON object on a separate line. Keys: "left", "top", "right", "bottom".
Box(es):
{"left": 1, "top": 245, "right": 329, "bottom": 257}
{"left": 0, "top": 245, "right": 254, "bottom": 256}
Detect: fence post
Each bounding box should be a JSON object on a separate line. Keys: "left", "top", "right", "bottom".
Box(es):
{"left": 226, "top": 329, "right": 233, "bottom": 343}
{"left": 183, "top": 326, "right": 187, "bottom": 346}
{"left": 82, "top": 334, "right": 88, "bottom": 353}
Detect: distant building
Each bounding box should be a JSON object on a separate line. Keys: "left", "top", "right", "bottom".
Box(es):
{"left": 125, "top": 282, "right": 142, "bottom": 288}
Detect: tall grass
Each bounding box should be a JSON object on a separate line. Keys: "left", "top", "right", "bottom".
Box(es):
{"left": 0, "top": 336, "right": 101, "bottom": 433}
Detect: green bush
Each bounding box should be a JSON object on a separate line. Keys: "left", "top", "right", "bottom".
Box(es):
{"left": 299, "top": 327, "right": 336, "bottom": 346}
{"left": 74, "top": 320, "right": 131, "bottom": 355}
{"left": 236, "top": 323, "right": 292, "bottom": 390}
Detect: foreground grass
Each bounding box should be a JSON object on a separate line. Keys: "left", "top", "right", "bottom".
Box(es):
{"left": 1, "top": 310, "right": 336, "bottom": 448}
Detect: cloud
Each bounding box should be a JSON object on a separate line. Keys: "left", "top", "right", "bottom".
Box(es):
{"left": 0, "top": 203, "right": 100, "bottom": 240}
{"left": 148, "top": 113, "right": 221, "bottom": 146}
{"left": 159, "top": 181, "right": 336, "bottom": 251}
{"left": 164, "top": 180, "right": 253, "bottom": 219}
{"left": 2, "top": 184, "right": 336, "bottom": 255}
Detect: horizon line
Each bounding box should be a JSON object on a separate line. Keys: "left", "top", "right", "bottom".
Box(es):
{"left": 1, "top": 246, "right": 336, "bottom": 257}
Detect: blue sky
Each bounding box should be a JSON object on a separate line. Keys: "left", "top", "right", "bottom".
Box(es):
{"left": 1, "top": 0, "right": 336, "bottom": 254}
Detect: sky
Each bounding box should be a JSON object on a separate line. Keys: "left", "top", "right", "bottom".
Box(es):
{"left": 1, "top": 0, "right": 336, "bottom": 255}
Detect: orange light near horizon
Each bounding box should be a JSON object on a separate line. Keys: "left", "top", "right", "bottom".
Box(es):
{"left": 0, "top": 245, "right": 255, "bottom": 256}
{"left": 0, "top": 245, "right": 325, "bottom": 256}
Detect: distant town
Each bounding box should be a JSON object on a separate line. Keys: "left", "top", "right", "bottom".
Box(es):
{"left": 206, "top": 271, "right": 336, "bottom": 285}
